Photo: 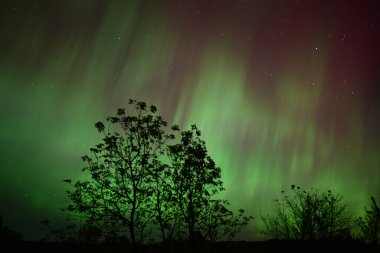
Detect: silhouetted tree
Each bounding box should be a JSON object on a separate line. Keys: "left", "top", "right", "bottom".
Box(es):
{"left": 167, "top": 125, "right": 225, "bottom": 243}
{"left": 41, "top": 214, "right": 104, "bottom": 244}
{"left": 65, "top": 99, "right": 175, "bottom": 245}
{"left": 150, "top": 162, "right": 183, "bottom": 243}
{"left": 356, "top": 196, "right": 380, "bottom": 244}
{"left": 64, "top": 99, "right": 252, "bottom": 245}
{"left": 261, "top": 185, "right": 352, "bottom": 240}
{"left": 40, "top": 216, "right": 77, "bottom": 243}
{"left": 0, "top": 216, "right": 21, "bottom": 242}
{"left": 199, "top": 199, "right": 253, "bottom": 242}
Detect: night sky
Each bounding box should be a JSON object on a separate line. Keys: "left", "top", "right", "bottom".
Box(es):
{"left": 0, "top": 0, "right": 379, "bottom": 241}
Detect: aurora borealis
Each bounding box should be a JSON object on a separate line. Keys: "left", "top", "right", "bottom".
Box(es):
{"left": 0, "top": 0, "right": 379, "bottom": 241}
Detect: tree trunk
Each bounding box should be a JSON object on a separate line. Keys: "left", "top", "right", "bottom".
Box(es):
{"left": 188, "top": 194, "right": 195, "bottom": 243}
{"left": 130, "top": 189, "right": 137, "bottom": 246}
{"left": 130, "top": 220, "right": 136, "bottom": 245}
{"left": 189, "top": 223, "right": 194, "bottom": 243}
{"left": 157, "top": 197, "right": 166, "bottom": 242}
{"left": 372, "top": 196, "right": 379, "bottom": 216}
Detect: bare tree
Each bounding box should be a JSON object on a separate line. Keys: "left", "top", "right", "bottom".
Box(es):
{"left": 167, "top": 125, "right": 224, "bottom": 243}
{"left": 166, "top": 125, "right": 254, "bottom": 244}
{"left": 64, "top": 100, "right": 252, "bottom": 245}
{"left": 261, "top": 185, "right": 352, "bottom": 240}
{"left": 199, "top": 199, "right": 253, "bottom": 242}
{"left": 65, "top": 99, "right": 173, "bottom": 245}
{"left": 356, "top": 196, "right": 380, "bottom": 244}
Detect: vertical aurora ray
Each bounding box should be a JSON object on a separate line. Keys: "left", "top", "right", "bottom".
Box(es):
{"left": 173, "top": 34, "right": 328, "bottom": 216}
{"left": 174, "top": 41, "right": 250, "bottom": 192}
{"left": 0, "top": 0, "right": 379, "bottom": 240}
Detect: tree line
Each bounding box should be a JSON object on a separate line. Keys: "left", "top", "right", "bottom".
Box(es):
{"left": 59, "top": 99, "right": 252, "bottom": 245}
{"left": 261, "top": 185, "right": 379, "bottom": 244}
{"left": 39, "top": 99, "right": 378, "bottom": 246}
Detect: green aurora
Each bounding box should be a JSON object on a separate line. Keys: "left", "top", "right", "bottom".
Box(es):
{"left": 0, "top": 0, "right": 379, "bottom": 240}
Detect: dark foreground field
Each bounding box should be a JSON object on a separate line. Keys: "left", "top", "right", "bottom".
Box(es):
{"left": 2, "top": 240, "right": 379, "bottom": 253}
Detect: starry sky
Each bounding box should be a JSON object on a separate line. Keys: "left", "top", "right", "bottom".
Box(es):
{"left": 0, "top": 0, "right": 379, "bottom": 241}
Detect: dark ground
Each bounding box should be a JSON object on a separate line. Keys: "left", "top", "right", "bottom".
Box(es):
{"left": 1, "top": 240, "right": 379, "bottom": 253}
